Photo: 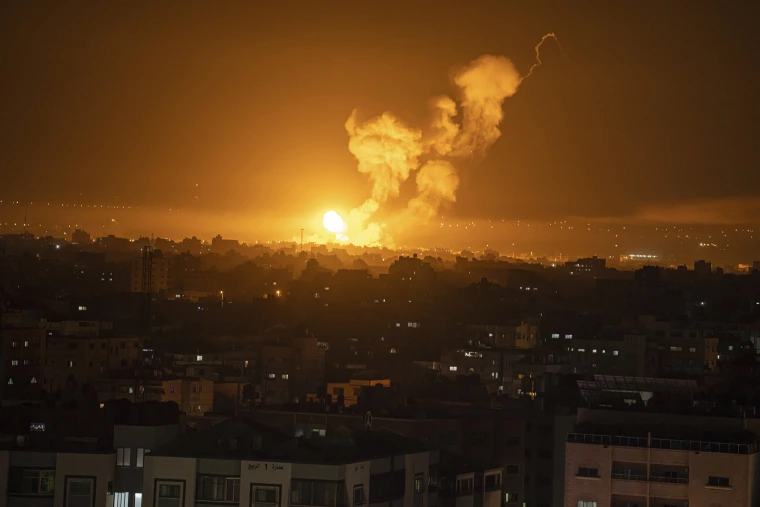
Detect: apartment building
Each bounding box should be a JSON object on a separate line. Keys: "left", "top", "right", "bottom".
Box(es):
{"left": 564, "top": 408, "right": 760, "bottom": 507}
{"left": 0, "top": 408, "right": 440, "bottom": 507}
{"left": 92, "top": 377, "right": 214, "bottom": 415}
{"left": 44, "top": 335, "right": 142, "bottom": 391}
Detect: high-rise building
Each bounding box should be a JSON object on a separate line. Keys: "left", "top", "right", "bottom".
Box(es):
{"left": 131, "top": 250, "right": 173, "bottom": 293}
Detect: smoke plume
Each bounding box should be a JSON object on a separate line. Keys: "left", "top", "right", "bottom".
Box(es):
{"left": 344, "top": 33, "right": 565, "bottom": 245}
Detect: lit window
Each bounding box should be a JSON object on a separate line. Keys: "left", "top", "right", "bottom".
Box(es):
{"left": 24, "top": 341, "right": 29, "bottom": 347}
{"left": 268, "top": 373, "right": 275, "bottom": 379}
{"left": 117, "top": 448, "right": 132, "bottom": 467}
{"left": 390, "top": 348, "right": 397, "bottom": 354}
{"left": 23, "top": 360, "right": 29, "bottom": 365}
{"left": 11, "top": 360, "right": 18, "bottom": 366}
{"left": 491, "top": 372, "right": 499, "bottom": 379}
{"left": 505, "top": 492, "right": 519, "bottom": 503}
{"left": 281, "top": 374, "right": 289, "bottom": 379}
{"left": 449, "top": 366, "right": 458, "bottom": 372}
{"left": 115, "top": 492, "right": 129, "bottom": 507}
{"left": 728, "top": 345, "right": 734, "bottom": 351}
{"left": 689, "top": 347, "right": 696, "bottom": 353}
{"left": 670, "top": 346, "right": 682, "bottom": 352}
{"left": 565, "top": 334, "right": 573, "bottom": 339}
{"left": 135, "top": 493, "right": 143, "bottom": 507}
{"left": 613, "top": 350, "right": 619, "bottom": 356}
{"left": 136, "top": 448, "right": 145, "bottom": 468}
{"left": 592, "top": 349, "right": 597, "bottom": 354}
{"left": 577, "top": 502, "right": 597, "bottom": 507}
{"left": 551, "top": 333, "right": 559, "bottom": 339}
{"left": 196, "top": 355, "right": 203, "bottom": 362}
{"left": 395, "top": 323, "right": 401, "bottom": 327}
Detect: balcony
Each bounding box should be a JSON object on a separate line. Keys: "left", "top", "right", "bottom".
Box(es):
{"left": 567, "top": 432, "right": 758, "bottom": 455}
{"left": 649, "top": 479, "right": 688, "bottom": 499}
{"left": 611, "top": 473, "right": 648, "bottom": 496}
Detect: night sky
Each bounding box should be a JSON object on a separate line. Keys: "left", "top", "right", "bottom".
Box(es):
{"left": 2, "top": 1, "right": 760, "bottom": 241}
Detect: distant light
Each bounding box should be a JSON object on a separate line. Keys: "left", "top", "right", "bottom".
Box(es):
{"left": 55, "top": 244, "right": 60, "bottom": 249}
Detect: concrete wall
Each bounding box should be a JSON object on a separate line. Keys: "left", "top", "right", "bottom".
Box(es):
{"left": 345, "top": 461, "right": 371, "bottom": 507}
{"left": 563, "top": 443, "right": 611, "bottom": 507}
{"left": 403, "top": 453, "right": 428, "bottom": 507}
{"left": 53, "top": 452, "right": 115, "bottom": 507}
{"left": 143, "top": 456, "right": 196, "bottom": 507}
{"left": 688, "top": 452, "right": 751, "bottom": 507}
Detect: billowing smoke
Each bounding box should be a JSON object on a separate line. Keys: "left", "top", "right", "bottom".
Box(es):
{"left": 451, "top": 55, "right": 521, "bottom": 156}
{"left": 345, "top": 33, "right": 565, "bottom": 246}
{"left": 407, "top": 160, "right": 460, "bottom": 222}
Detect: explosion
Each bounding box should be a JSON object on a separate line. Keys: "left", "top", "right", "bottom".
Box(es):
{"left": 343, "top": 33, "right": 566, "bottom": 246}
{"left": 323, "top": 210, "right": 346, "bottom": 233}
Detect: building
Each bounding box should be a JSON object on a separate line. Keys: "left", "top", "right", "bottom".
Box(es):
{"left": 565, "top": 256, "right": 606, "bottom": 276}
{"left": 1, "top": 326, "right": 46, "bottom": 397}
{"left": 211, "top": 234, "right": 240, "bottom": 255}
{"left": 71, "top": 228, "right": 91, "bottom": 245}
{"left": 327, "top": 377, "right": 391, "bottom": 408}
{"left": 44, "top": 335, "right": 142, "bottom": 392}
{"left": 92, "top": 377, "right": 214, "bottom": 416}
{"left": 694, "top": 259, "right": 712, "bottom": 276}
{"left": 45, "top": 320, "right": 114, "bottom": 337}
{"left": 131, "top": 250, "right": 173, "bottom": 293}
{"left": 564, "top": 408, "right": 760, "bottom": 507}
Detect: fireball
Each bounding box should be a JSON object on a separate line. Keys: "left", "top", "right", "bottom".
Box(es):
{"left": 323, "top": 210, "right": 346, "bottom": 234}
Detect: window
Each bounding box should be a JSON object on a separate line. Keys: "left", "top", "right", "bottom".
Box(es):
{"left": 291, "top": 480, "right": 341, "bottom": 506}
{"left": 551, "top": 333, "right": 560, "bottom": 339}
{"left": 729, "top": 345, "right": 734, "bottom": 351}
{"left": 9, "top": 468, "right": 55, "bottom": 495}
{"left": 505, "top": 492, "right": 519, "bottom": 503}
{"left": 670, "top": 346, "right": 682, "bottom": 352}
{"left": 268, "top": 373, "right": 276, "bottom": 379}
{"left": 23, "top": 359, "right": 29, "bottom": 365}
{"left": 254, "top": 485, "right": 280, "bottom": 507}
{"left": 135, "top": 493, "right": 143, "bottom": 507}
{"left": 707, "top": 476, "right": 730, "bottom": 487}
{"left": 689, "top": 347, "right": 696, "bottom": 352}
{"left": 449, "top": 366, "right": 458, "bottom": 371}
{"left": 613, "top": 350, "right": 619, "bottom": 356}
{"left": 577, "top": 348, "right": 585, "bottom": 353}
{"left": 67, "top": 478, "right": 94, "bottom": 507}
{"left": 136, "top": 448, "right": 145, "bottom": 468}
{"left": 197, "top": 476, "right": 240, "bottom": 502}
{"left": 24, "top": 340, "right": 29, "bottom": 347}
{"left": 11, "top": 360, "right": 18, "bottom": 366}
{"left": 157, "top": 482, "right": 183, "bottom": 507}
{"left": 505, "top": 464, "right": 519, "bottom": 474}
{"left": 414, "top": 473, "right": 424, "bottom": 493}
{"left": 577, "top": 502, "right": 597, "bottom": 507}
{"left": 484, "top": 473, "right": 501, "bottom": 491}
{"left": 115, "top": 492, "right": 130, "bottom": 507}
{"left": 117, "top": 447, "right": 131, "bottom": 466}
{"left": 282, "top": 374, "right": 289, "bottom": 379}
{"left": 565, "top": 334, "right": 573, "bottom": 339}
{"left": 456, "top": 477, "right": 474, "bottom": 494}
{"left": 577, "top": 467, "right": 599, "bottom": 478}
{"left": 353, "top": 485, "right": 365, "bottom": 504}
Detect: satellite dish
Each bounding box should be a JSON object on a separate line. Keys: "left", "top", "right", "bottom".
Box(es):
{"left": 364, "top": 411, "right": 372, "bottom": 431}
